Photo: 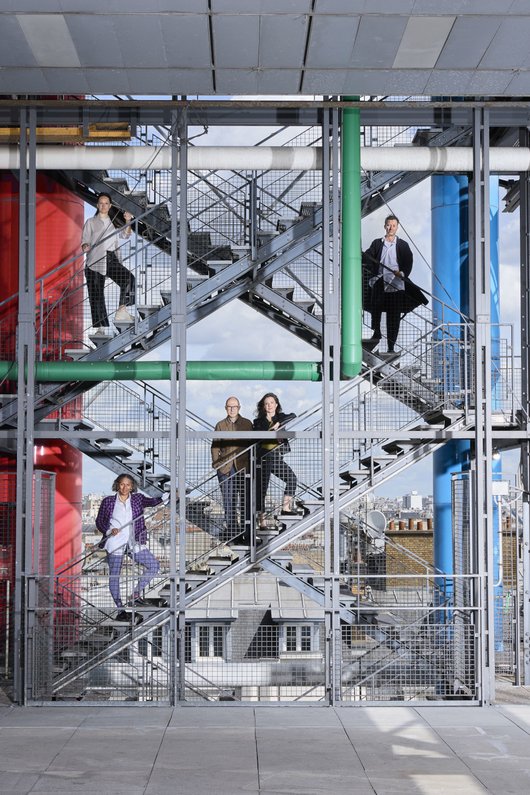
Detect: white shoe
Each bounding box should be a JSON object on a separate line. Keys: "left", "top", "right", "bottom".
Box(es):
{"left": 114, "top": 306, "right": 134, "bottom": 323}
{"left": 91, "top": 326, "right": 110, "bottom": 336}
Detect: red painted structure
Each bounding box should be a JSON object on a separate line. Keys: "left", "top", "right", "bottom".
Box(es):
{"left": 0, "top": 174, "right": 85, "bottom": 576}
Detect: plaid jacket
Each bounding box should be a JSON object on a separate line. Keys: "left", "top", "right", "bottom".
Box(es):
{"left": 96, "top": 492, "right": 162, "bottom": 548}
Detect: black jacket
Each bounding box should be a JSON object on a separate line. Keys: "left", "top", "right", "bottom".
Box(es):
{"left": 253, "top": 412, "right": 296, "bottom": 453}
{"left": 361, "top": 237, "right": 427, "bottom": 315}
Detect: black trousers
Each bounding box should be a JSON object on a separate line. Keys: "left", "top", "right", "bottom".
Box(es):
{"left": 257, "top": 447, "right": 297, "bottom": 513}
{"left": 370, "top": 280, "right": 402, "bottom": 352}
{"left": 86, "top": 252, "right": 135, "bottom": 327}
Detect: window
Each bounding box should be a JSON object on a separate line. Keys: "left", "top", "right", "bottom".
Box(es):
{"left": 138, "top": 626, "right": 163, "bottom": 658}
{"left": 198, "top": 625, "right": 225, "bottom": 658}
{"left": 284, "top": 624, "right": 313, "bottom": 653}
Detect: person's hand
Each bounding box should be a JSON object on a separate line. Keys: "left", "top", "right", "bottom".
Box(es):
{"left": 82, "top": 244, "right": 90, "bottom": 253}
{"left": 110, "top": 527, "right": 120, "bottom": 536}
{"left": 270, "top": 422, "right": 280, "bottom": 431}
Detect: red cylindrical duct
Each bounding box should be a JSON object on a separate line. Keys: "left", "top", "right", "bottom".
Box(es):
{"left": 0, "top": 173, "right": 85, "bottom": 572}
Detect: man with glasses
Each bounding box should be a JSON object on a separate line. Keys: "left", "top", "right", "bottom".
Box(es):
{"left": 211, "top": 397, "right": 253, "bottom": 543}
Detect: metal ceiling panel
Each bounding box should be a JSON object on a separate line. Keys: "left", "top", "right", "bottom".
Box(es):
{"left": 314, "top": 0, "right": 414, "bottom": 10}
{"left": 393, "top": 16, "right": 455, "bottom": 69}
{"left": 413, "top": 0, "right": 515, "bottom": 12}
{"left": 0, "top": 67, "right": 48, "bottom": 92}
{"left": 1, "top": 16, "right": 38, "bottom": 66}
{"left": 112, "top": 15, "right": 167, "bottom": 69}
{"left": 212, "top": 14, "right": 260, "bottom": 69}
{"left": 0, "top": 6, "right": 529, "bottom": 96}
{"left": 305, "top": 16, "right": 360, "bottom": 69}
{"left": 302, "top": 67, "right": 431, "bottom": 95}
{"left": 506, "top": 70, "right": 530, "bottom": 94}
{"left": 257, "top": 69, "right": 301, "bottom": 95}
{"left": 160, "top": 15, "right": 212, "bottom": 69}
{"left": 216, "top": 69, "right": 259, "bottom": 94}
{"left": 212, "top": 0, "right": 312, "bottom": 12}
{"left": 435, "top": 17, "right": 501, "bottom": 70}
{"left": 40, "top": 67, "right": 91, "bottom": 93}
{"left": 480, "top": 17, "right": 530, "bottom": 69}
{"left": 84, "top": 68, "right": 132, "bottom": 94}
{"left": 66, "top": 16, "right": 124, "bottom": 68}
{"left": 258, "top": 15, "right": 309, "bottom": 68}
{"left": 17, "top": 14, "right": 81, "bottom": 68}
{"left": 0, "top": 1, "right": 62, "bottom": 9}
{"left": 314, "top": 0, "right": 366, "bottom": 10}
{"left": 48, "top": 0, "right": 208, "bottom": 10}
{"left": 350, "top": 16, "right": 409, "bottom": 69}
{"left": 466, "top": 70, "right": 514, "bottom": 95}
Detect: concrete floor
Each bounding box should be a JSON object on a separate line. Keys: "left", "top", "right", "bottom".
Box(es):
{"left": 1, "top": 702, "right": 530, "bottom": 794}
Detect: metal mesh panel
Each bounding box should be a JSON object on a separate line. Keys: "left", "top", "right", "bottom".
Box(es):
{"left": 0, "top": 473, "right": 16, "bottom": 681}
{"left": 184, "top": 574, "right": 326, "bottom": 704}
{"left": 341, "top": 617, "right": 476, "bottom": 702}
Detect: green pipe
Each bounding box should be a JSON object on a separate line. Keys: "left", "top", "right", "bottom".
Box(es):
{"left": 0, "top": 360, "right": 322, "bottom": 382}
{"left": 340, "top": 96, "right": 362, "bottom": 378}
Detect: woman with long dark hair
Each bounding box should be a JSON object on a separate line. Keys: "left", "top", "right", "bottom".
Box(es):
{"left": 81, "top": 192, "right": 135, "bottom": 334}
{"left": 253, "top": 392, "right": 297, "bottom": 526}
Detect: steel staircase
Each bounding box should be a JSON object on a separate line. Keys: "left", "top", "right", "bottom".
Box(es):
{"left": 9, "top": 113, "right": 520, "bottom": 702}
{"left": 49, "top": 402, "right": 475, "bottom": 698}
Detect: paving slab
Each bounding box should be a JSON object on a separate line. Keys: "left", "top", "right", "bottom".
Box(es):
{"left": 0, "top": 704, "right": 528, "bottom": 795}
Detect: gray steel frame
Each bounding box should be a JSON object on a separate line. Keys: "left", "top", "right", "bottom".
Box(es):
{"left": 9, "top": 96, "right": 530, "bottom": 705}
{"left": 519, "top": 128, "right": 530, "bottom": 686}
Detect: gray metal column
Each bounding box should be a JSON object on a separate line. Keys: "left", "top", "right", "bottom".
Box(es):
{"left": 167, "top": 102, "right": 189, "bottom": 704}
{"left": 176, "top": 103, "right": 189, "bottom": 704}
{"left": 518, "top": 127, "right": 530, "bottom": 685}
{"left": 14, "top": 108, "right": 37, "bottom": 704}
{"left": 322, "top": 105, "right": 342, "bottom": 704}
{"left": 470, "top": 107, "right": 495, "bottom": 704}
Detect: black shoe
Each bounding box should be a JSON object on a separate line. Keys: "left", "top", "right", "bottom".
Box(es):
{"left": 231, "top": 533, "right": 263, "bottom": 546}
{"left": 295, "top": 501, "right": 310, "bottom": 517}
{"left": 128, "top": 597, "right": 149, "bottom": 607}
{"left": 115, "top": 610, "right": 130, "bottom": 622}
{"left": 281, "top": 509, "right": 299, "bottom": 516}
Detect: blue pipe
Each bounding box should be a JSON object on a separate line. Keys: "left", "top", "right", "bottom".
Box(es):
{"left": 432, "top": 175, "right": 471, "bottom": 594}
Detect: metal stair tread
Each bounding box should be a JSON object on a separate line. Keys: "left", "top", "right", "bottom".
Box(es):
{"left": 94, "top": 445, "right": 133, "bottom": 458}
{"left": 64, "top": 348, "right": 90, "bottom": 360}
{"left": 137, "top": 304, "right": 160, "bottom": 318}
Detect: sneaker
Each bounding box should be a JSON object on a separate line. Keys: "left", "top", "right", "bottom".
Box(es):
{"left": 91, "top": 326, "right": 111, "bottom": 336}
{"left": 114, "top": 306, "right": 134, "bottom": 323}
{"left": 115, "top": 610, "right": 130, "bottom": 622}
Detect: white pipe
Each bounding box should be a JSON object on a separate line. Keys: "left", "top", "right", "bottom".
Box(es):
{"left": 1, "top": 144, "right": 530, "bottom": 172}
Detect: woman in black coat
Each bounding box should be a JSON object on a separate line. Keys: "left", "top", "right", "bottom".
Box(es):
{"left": 253, "top": 392, "right": 297, "bottom": 526}
{"left": 362, "top": 214, "right": 427, "bottom": 353}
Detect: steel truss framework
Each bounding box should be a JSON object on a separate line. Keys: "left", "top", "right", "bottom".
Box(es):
{"left": 2, "top": 97, "right": 530, "bottom": 705}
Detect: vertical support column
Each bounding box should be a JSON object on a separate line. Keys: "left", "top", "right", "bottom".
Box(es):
{"left": 470, "top": 107, "right": 495, "bottom": 704}
{"left": 14, "top": 108, "right": 37, "bottom": 705}
{"left": 432, "top": 175, "right": 471, "bottom": 615}
{"left": 340, "top": 97, "right": 362, "bottom": 379}
{"left": 518, "top": 128, "right": 530, "bottom": 684}
{"left": 167, "top": 103, "right": 188, "bottom": 704}
{"left": 322, "top": 104, "right": 342, "bottom": 704}
{"left": 177, "top": 105, "right": 189, "bottom": 704}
